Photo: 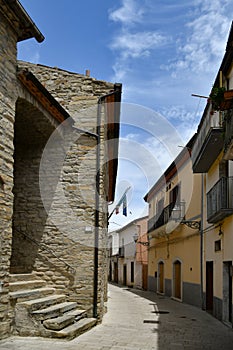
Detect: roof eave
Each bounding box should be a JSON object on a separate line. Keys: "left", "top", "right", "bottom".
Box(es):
{"left": 1, "top": 0, "right": 44, "bottom": 43}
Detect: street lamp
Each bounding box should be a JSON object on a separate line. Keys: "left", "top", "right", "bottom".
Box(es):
{"left": 170, "top": 202, "right": 200, "bottom": 230}
{"left": 133, "top": 233, "right": 149, "bottom": 246}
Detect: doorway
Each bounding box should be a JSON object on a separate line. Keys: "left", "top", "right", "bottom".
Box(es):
{"left": 114, "top": 262, "right": 118, "bottom": 283}
{"left": 173, "top": 260, "right": 181, "bottom": 299}
{"left": 158, "top": 261, "right": 164, "bottom": 293}
{"left": 206, "top": 261, "right": 214, "bottom": 313}
{"left": 10, "top": 99, "right": 55, "bottom": 273}
{"left": 142, "top": 264, "right": 148, "bottom": 290}
{"left": 223, "top": 261, "right": 232, "bottom": 324}
{"left": 123, "top": 264, "right": 127, "bottom": 285}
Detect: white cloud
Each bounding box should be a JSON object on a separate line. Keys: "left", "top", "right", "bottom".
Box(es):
{"left": 109, "top": 0, "right": 168, "bottom": 82}
{"left": 164, "top": 1, "right": 232, "bottom": 76}
{"left": 109, "top": 0, "right": 144, "bottom": 26}
{"left": 111, "top": 31, "right": 166, "bottom": 59}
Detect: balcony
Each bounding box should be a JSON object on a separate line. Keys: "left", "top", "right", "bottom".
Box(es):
{"left": 148, "top": 202, "right": 185, "bottom": 235}
{"left": 207, "top": 177, "right": 233, "bottom": 223}
{"left": 224, "top": 109, "right": 233, "bottom": 160}
{"left": 192, "top": 104, "right": 224, "bottom": 173}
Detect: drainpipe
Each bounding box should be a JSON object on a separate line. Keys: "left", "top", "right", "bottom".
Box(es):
{"left": 93, "top": 85, "right": 122, "bottom": 318}
{"left": 93, "top": 100, "right": 101, "bottom": 319}
{"left": 200, "top": 173, "right": 205, "bottom": 309}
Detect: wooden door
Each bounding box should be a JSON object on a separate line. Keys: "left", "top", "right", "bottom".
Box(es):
{"left": 174, "top": 260, "right": 181, "bottom": 299}
{"left": 142, "top": 264, "right": 148, "bottom": 290}
{"left": 206, "top": 261, "right": 213, "bottom": 312}
{"left": 158, "top": 262, "right": 164, "bottom": 293}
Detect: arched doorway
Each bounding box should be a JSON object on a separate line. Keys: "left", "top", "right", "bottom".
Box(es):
{"left": 10, "top": 98, "right": 56, "bottom": 273}
{"left": 158, "top": 261, "right": 164, "bottom": 293}
{"left": 173, "top": 260, "right": 182, "bottom": 299}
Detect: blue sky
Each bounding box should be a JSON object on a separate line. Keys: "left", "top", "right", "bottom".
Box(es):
{"left": 19, "top": 0, "right": 233, "bottom": 230}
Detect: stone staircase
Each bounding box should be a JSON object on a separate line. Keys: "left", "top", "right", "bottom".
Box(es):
{"left": 9, "top": 273, "right": 97, "bottom": 340}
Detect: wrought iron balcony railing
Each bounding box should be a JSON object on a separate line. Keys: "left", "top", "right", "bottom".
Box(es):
{"left": 192, "top": 104, "right": 224, "bottom": 173}
{"left": 207, "top": 176, "right": 233, "bottom": 223}
{"left": 224, "top": 110, "right": 233, "bottom": 159}
{"left": 148, "top": 202, "right": 185, "bottom": 233}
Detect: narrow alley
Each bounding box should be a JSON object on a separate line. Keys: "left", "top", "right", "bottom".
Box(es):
{"left": 1, "top": 283, "right": 233, "bottom": 350}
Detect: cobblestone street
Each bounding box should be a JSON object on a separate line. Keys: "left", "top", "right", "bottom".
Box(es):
{"left": 1, "top": 283, "right": 233, "bottom": 349}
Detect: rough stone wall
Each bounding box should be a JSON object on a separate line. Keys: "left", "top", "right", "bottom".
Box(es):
{"left": 0, "top": 12, "right": 18, "bottom": 339}
{"left": 10, "top": 98, "right": 57, "bottom": 273}
{"left": 14, "top": 61, "right": 114, "bottom": 318}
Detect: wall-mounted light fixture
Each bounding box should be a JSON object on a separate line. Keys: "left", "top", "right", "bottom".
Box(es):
{"left": 218, "top": 224, "right": 223, "bottom": 236}
{"left": 133, "top": 233, "right": 149, "bottom": 246}
{"left": 171, "top": 204, "right": 200, "bottom": 230}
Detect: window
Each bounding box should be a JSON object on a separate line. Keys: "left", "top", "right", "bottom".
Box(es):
{"left": 215, "top": 240, "right": 221, "bottom": 252}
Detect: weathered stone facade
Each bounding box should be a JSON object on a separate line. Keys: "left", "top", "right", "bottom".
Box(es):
{"left": 0, "top": 1, "right": 121, "bottom": 339}
{"left": 0, "top": 8, "right": 18, "bottom": 339}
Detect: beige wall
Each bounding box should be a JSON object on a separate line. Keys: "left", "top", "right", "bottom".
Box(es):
{"left": 203, "top": 156, "right": 233, "bottom": 301}
{"left": 147, "top": 155, "right": 202, "bottom": 305}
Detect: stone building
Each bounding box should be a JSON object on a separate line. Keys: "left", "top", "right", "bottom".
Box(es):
{"left": 0, "top": 0, "right": 121, "bottom": 339}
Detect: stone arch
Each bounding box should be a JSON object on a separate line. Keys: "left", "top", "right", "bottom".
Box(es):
{"left": 10, "top": 97, "right": 58, "bottom": 273}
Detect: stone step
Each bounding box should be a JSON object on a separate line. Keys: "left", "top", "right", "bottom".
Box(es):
{"left": 10, "top": 287, "right": 55, "bottom": 302}
{"left": 9, "top": 273, "right": 36, "bottom": 282}
{"left": 32, "top": 301, "right": 78, "bottom": 321}
{"left": 43, "top": 314, "right": 76, "bottom": 331}
{"left": 45, "top": 317, "right": 97, "bottom": 339}
{"left": 66, "top": 308, "right": 87, "bottom": 320}
{"left": 43, "top": 308, "right": 87, "bottom": 331}
{"left": 9, "top": 280, "right": 46, "bottom": 292}
{"left": 17, "top": 294, "right": 66, "bottom": 312}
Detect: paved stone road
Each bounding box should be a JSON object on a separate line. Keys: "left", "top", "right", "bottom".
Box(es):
{"left": 1, "top": 283, "right": 233, "bottom": 349}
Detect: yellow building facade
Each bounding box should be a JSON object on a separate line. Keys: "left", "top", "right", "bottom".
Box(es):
{"left": 145, "top": 136, "right": 202, "bottom": 307}
{"left": 192, "top": 23, "right": 233, "bottom": 325}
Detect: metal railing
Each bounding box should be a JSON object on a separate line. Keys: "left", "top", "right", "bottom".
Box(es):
{"left": 224, "top": 109, "right": 233, "bottom": 153}
{"left": 148, "top": 202, "right": 185, "bottom": 233}
{"left": 207, "top": 177, "right": 233, "bottom": 222}
{"left": 15, "top": 228, "right": 76, "bottom": 274}
{"left": 192, "top": 104, "right": 222, "bottom": 166}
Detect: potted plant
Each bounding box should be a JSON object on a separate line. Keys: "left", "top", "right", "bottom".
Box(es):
{"left": 209, "top": 87, "right": 233, "bottom": 113}
{"left": 209, "top": 86, "right": 226, "bottom": 112}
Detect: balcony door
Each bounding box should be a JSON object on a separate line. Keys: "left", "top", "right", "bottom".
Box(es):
{"left": 170, "top": 185, "right": 180, "bottom": 212}
{"left": 157, "top": 198, "right": 164, "bottom": 217}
